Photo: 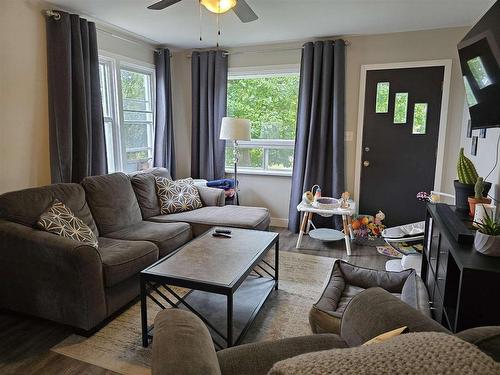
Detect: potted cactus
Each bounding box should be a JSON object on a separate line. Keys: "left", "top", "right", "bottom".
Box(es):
{"left": 467, "top": 177, "right": 492, "bottom": 217}
{"left": 474, "top": 208, "right": 500, "bottom": 256}
{"left": 454, "top": 148, "right": 491, "bottom": 212}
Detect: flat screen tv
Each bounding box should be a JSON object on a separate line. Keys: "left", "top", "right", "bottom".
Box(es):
{"left": 458, "top": 0, "right": 500, "bottom": 129}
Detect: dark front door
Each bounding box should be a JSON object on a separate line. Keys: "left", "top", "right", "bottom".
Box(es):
{"left": 359, "top": 66, "right": 444, "bottom": 227}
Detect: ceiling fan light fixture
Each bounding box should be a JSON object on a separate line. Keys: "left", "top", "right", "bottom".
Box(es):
{"left": 200, "top": 0, "right": 237, "bottom": 14}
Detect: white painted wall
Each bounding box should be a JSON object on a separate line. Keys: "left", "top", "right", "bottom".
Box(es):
{"left": 1, "top": 5, "right": 486, "bottom": 227}
{"left": 0, "top": 0, "right": 156, "bottom": 194}
{"left": 171, "top": 27, "right": 473, "bottom": 226}
{"left": 0, "top": 0, "right": 51, "bottom": 193}
{"left": 460, "top": 102, "right": 500, "bottom": 215}
{"left": 97, "top": 28, "right": 155, "bottom": 65}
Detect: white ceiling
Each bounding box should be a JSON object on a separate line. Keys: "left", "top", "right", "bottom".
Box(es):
{"left": 47, "top": 0, "right": 495, "bottom": 49}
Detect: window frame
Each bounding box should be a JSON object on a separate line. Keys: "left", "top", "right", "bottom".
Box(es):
{"left": 226, "top": 64, "right": 300, "bottom": 177}
{"left": 98, "top": 51, "right": 156, "bottom": 173}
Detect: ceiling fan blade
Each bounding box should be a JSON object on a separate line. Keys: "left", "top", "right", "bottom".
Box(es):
{"left": 147, "top": 0, "right": 183, "bottom": 10}
{"left": 232, "top": 0, "right": 258, "bottom": 23}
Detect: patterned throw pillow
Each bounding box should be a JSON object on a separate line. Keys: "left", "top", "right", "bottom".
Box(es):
{"left": 37, "top": 200, "right": 98, "bottom": 248}
{"left": 155, "top": 177, "right": 203, "bottom": 214}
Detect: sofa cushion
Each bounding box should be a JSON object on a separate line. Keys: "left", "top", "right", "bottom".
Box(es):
{"left": 37, "top": 200, "right": 99, "bottom": 248}
{"left": 456, "top": 326, "right": 500, "bottom": 362}
{"left": 148, "top": 205, "right": 271, "bottom": 236}
{"left": 97, "top": 237, "right": 159, "bottom": 287}
{"left": 0, "top": 183, "right": 98, "bottom": 236}
{"left": 104, "top": 221, "right": 192, "bottom": 258}
{"left": 269, "top": 332, "right": 500, "bottom": 375}
{"left": 130, "top": 168, "right": 172, "bottom": 219}
{"left": 81, "top": 173, "right": 143, "bottom": 235}
{"left": 155, "top": 177, "right": 202, "bottom": 215}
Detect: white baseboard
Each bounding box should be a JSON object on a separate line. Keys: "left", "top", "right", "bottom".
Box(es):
{"left": 270, "top": 217, "right": 288, "bottom": 228}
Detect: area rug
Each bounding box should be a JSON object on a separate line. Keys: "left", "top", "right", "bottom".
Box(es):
{"left": 52, "top": 251, "right": 335, "bottom": 375}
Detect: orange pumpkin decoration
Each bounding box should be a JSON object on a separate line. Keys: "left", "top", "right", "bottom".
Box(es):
{"left": 351, "top": 219, "right": 361, "bottom": 230}
{"left": 361, "top": 216, "right": 370, "bottom": 225}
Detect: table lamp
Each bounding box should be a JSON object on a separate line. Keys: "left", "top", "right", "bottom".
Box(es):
{"left": 220, "top": 117, "right": 251, "bottom": 205}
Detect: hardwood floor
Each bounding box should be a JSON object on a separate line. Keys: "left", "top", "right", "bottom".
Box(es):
{"left": 0, "top": 227, "right": 390, "bottom": 374}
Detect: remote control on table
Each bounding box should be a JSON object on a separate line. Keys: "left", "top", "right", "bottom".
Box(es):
{"left": 215, "top": 229, "right": 232, "bottom": 234}
{"left": 212, "top": 232, "right": 232, "bottom": 238}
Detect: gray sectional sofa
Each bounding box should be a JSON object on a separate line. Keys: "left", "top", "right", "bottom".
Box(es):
{"left": 0, "top": 168, "right": 270, "bottom": 332}
{"left": 151, "top": 288, "right": 500, "bottom": 374}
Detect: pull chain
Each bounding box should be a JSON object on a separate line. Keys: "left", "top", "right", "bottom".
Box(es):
{"left": 216, "top": 2, "right": 220, "bottom": 47}
{"left": 199, "top": 0, "right": 203, "bottom": 41}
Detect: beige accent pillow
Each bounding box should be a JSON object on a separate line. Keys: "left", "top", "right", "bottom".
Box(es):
{"left": 155, "top": 177, "right": 203, "bottom": 214}
{"left": 363, "top": 326, "right": 409, "bottom": 345}
{"left": 37, "top": 200, "right": 98, "bottom": 248}
{"left": 269, "top": 332, "right": 500, "bottom": 375}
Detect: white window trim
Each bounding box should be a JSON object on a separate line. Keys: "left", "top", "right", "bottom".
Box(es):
{"left": 226, "top": 65, "right": 299, "bottom": 177}
{"left": 98, "top": 50, "right": 156, "bottom": 173}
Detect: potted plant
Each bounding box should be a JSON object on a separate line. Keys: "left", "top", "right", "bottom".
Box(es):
{"left": 474, "top": 208, "right": 500, "bottom": 256}
{"left": 454, "top": 148, "right": 491, "bottom": 212}
{"left": 467, "top": 177, "right": 492, "bottom": 217}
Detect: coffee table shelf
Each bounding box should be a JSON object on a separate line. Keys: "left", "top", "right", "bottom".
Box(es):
{"left": 140, "top": 227, "right": 279, "bottom": 349}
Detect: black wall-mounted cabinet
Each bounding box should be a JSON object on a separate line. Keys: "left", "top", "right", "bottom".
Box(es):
{"left": 422, "top": 204, "right": 500, "bottom": 332}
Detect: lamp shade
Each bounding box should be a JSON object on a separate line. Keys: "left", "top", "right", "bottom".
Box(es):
{"left": 219, "top": 117, "right": 251, "bottom": 141}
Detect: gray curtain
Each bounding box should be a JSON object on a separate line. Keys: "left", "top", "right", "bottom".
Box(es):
{"left": 46, "top": 11, "right": 107, "bottom": 183}
{"left": 288, "top": 40, "right": 346, "bottom": 232}
{"left": 153, "top": 48, "right": 176, "bottom": 178}
{"left": 191, "top": 50, "right": 228, "bottom": 180}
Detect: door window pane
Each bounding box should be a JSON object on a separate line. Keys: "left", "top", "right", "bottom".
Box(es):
{"left": 104, "top": 120, "right": 115, "bottom": 172}
{"left": 412, "top": 103, "right": 428, "bottom": 134}
{"left": 123, "top": 123, "right": 149, "bottom": 149}
{"left": 120, "top": 68, "right": 154, "bottom": 171}
{"left": 375, "top": 82, "right": 390, "bottom": 113}
{"left": 463, "top": 76, "right": 478, "bottom": 107}
{"left": 121, "top": 69, "right": 152, "bottom": 111}
{"left": 99, "top": 58, "right": 155, "bottom": 173}
{"left": 268, "top": 148, "right": 294, "bottom": 170}
{"left": 226, "top": 147, "right": 264, "bottom": 169}
{"left": 393, "top": 93, "right": 408, "bottom": 124}
{"left": 467, "top": 56, "right": 492, "bottom": 89}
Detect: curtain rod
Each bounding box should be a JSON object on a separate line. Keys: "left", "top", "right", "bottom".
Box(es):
{"left": 44, "top": 9, "right": 350, "bottom": 57}
{"left": 185, "top": 41, "right": 350, "bottom": 58}
{"left": 43, "top": 9, "right": 160, "bottom": 53}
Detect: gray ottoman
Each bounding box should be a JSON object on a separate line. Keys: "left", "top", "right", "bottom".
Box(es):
{"left": 309, "top": 260, "right": 430, "bottom": 334}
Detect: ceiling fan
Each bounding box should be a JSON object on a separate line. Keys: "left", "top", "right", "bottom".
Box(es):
{"left": 147, "top": 0, "right": 258, "bottom": 23}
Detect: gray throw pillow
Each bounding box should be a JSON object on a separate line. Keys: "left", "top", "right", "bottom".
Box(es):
{"left": 155, "top": 177, "right": 203, "bottom": 214}
{"left": 37, "top": 200, "right": 98, "bottom": 248}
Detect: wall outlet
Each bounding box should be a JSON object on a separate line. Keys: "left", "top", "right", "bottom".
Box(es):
{"left": 345, "top": 131, "right": 354, "bottom": 142}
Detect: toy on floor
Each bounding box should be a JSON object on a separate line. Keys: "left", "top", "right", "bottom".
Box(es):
{"left": 352, "top": 211, "right": 386, "bottom": 244}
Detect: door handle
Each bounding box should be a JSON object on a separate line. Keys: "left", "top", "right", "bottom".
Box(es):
{"left": 363, "top": 161, "right": 370, "bottom": 167}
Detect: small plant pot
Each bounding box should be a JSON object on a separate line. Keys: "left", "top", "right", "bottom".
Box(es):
{"left": 454, "top": 180, "right": 492, "bottom": 212}
{"left": 475, "top": 231, "right": 500, "bottom": 256}
{"left": 468, "top": 197, "right": 492, "bottom": 218}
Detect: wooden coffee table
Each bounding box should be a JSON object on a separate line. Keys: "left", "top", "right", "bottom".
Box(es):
{"left": 140, "top": 227, "right": 279, "bottom": 349}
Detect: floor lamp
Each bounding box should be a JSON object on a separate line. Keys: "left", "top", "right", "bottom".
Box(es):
{"left": 220, "top": 117, "right": 251, "bottom": 205}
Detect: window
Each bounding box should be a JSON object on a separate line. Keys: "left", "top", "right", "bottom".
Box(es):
{"left": 98, "top": 54, "right": 155, "bottom": 173}
{"left": 467, "top": 56, "right": 492, "bottom": 89}
{"left": 226, "top": 68, "right": 300, "bottom": 175}
{"left": 375, "top": 82, "right": 390, "bottom": 113}
{"left": 393, "top": 92, "right": 408, "bottom": 124}
{"left": 412, "top": 103, "right": 428, "bottom": 134}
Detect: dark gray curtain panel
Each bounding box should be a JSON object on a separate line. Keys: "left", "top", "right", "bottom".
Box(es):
{"left": 153, "top": 48, "right": 176, "bottom": 179}
{"left": 288, "top": 40, "right": 346, "bottom": 232}
{"left": 191, "top": 50, "right": 228, "bottom": 180}
{"left": 46, "top": 11, "right": 107, "bottom": 183}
